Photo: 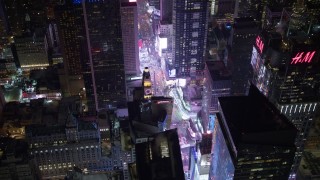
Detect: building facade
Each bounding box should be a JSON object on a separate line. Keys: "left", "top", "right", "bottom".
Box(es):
{"left": 83, "top": 0, "right": 126, "bottom": 111}
{"left": 173, "top": 0, "right": 209, "bottom": 77}
{"left": 121, "top": 2, "right": 140, "bottom": 76}
{"left": 55, "top": 1, "right": 90, "bottom": 114}
{"left": 209, "top": 85, "right": 297, "bottom": 179}
{"left": 251, "top": 7, "right": 320, "bottom": 173}
{"left": 231, "top": 17, "right": 258, "bottom": 95}
{"left": 14, "top": 35, "right": 49, "bottom": 70}
{"left": 26, "top": 114, "right": 102, "bottom": 178}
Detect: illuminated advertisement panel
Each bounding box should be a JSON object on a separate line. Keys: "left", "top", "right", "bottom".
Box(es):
{"left": 251, "top": 47, "right": 258, "bottom": 70}
{"left": 209, "top": 120, "right": 234, "bottom": 180}
{"left": 207, "top": 114, "right": 216, "bottom": 134}
{"left": 251, "top": 47, "right": 263, "bottom": 73}
{"left": 169, "top": 69, "right": 176, "bottom": 78}
{"left": 158, "top": 37, "right": 167, "bottom": 56}
{"left": 290, "top": 51, "right": 316, "bottom": 64}
{"left": 255, "top": 36, "right": 264, "bottom": 54}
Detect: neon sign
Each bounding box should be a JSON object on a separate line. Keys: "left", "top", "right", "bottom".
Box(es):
{"left": 291, "top": 51, "right": 316, "bottom": 64}
{"left": 256, "top": 36, "right": 264, "bottom": 53}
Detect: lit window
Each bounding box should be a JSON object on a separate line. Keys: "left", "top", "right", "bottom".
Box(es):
{"left": 191, "top": 58, "right": 197, "bottom": 63}
{"left": 191, "top": 50, "right": 197, "bottom": 55}
{"left": 192, "top": 32, "right": 198, "bottom": 37}
{"left": 193, "top": 13, "right": 200, "bottom": 19}
{"left": 191, "top": 41, "right": 198, "bottom": 46}
{"left": 193, "top": 3, "right": 201, "bottom": 9}
{"left": 192, "top": 22, "right": 199, "bottom": 28}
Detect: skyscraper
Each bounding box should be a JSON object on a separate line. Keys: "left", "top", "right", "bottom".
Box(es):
{"left": 231, "top": 17, "right": 258, "bottom": 95}
{"left": 120, "top": 2, "right": 140, "bottom": 76}
{"left": 173, "top": 0, "right": 209, "bottom": 78}
{"left": 83, "top": 0, "right": 126, "bottom": 111}
{"left": 209, "top": 85, "right": 297, "bottom": 179}
{"left": 55, "top": 1, "right": 89, "bottom": 114}
{"left": 251, "top": 2, "right": 320, "bottom": 175}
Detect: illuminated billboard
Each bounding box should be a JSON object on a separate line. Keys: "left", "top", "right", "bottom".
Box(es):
{"left": 255, "top": 36, "right": 264, "bottom": 54}
{"left": 158, "top": 37, "right": 168, "bottom": 56}
{"left": 176, "top": 78, "right": 187, "bottom": 87}
{"left": 291, "top": 51, "right": 316, "bottom": 64}
{"left": 169, "top": 69, "right": 176, "bottom": 78}
{"left": 209, "top": 120, "right": 234, "bottom": 180}
{"left": 159, "top": 38, "right": 167, "bottom": 49}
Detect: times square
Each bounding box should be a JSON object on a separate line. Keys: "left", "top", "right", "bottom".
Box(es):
{"left": 135, "top": 0, "right": 213, "bottom": 178}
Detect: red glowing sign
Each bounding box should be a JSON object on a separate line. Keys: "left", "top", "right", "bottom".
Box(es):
{"left": 256, "top": 36, "right": 264, "bottom": 53}
{"left": 291, "top": 51, "right": 316, "bottom": 64}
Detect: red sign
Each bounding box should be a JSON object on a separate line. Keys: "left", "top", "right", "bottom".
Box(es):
{"left": 291, "top": 51, "right": 316, "bottom": 64}
{"left": 256, "top": 36, "right": 264, "bottom": 53}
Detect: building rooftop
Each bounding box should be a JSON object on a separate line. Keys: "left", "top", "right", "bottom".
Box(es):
{"left": 78, "top": 121, "right": 97, "bottom": 131}
{"left": 29, "top": 67, "right": 60, "bottom": 91}
{"left": 128, "top": 98, "right": 170, "bottom": 141}
{"left": 26, "top": 124, "right": 65, "bottom": 137}
{"left": 1, "top": 99, "right": 60, "bottom": 127}
{"left": 233, "top": 17, "right": 257, "bottom": 29}
{"left": 298, "top": 151, "right": 320, "bottom": 179}
{"left": 0, "top": 137, "right": 28, "bottom": 162}
{"left": 160, "top": 20, "right": 172, "bottom": 25}
{"left": 218, "top": 85, "right": 297, "bottom": 147}
{"left": 206, "top": 61, "right": 231, "bottom": 81}
{"left": 121, "top": 2, "right": 137, "bottom": 7}
{"left": 135, "top": 129, "right": 184, "bottom": 180}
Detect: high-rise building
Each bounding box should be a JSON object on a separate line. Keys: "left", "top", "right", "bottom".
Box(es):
{"left": 209, "top": 85, "right": 297, "bottom": 179}
{"left": 54, "top": 1, "right": 89, "bottom": 116}
{"left": 173, "top": 0, "right": 209, "bottom": 78}
{"left": 230, "top": 17, "right": 258, "bottom": 95}
{"left": 15, "top": 34, "right": 49, "bottom": 70}
{"left": 160, "top": 0, "right": 173, "bottom": 22}
{"left": 55, "top": 1, "right": 86, "bottom": 76}
{"left": 251, "top": 2, "right": 320, "bottom": 175}
{"left": 121, "top": 2, "right": 140, "bottom": 76}
{"left": 83, "top": 0, "right": 126, "bottom": 111}
{"left": 204, "top": 61, "right": 231, "bottom": 113}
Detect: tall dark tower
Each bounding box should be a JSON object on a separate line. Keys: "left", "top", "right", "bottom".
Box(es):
{"left": 55, "top": 1, "right": 90, "bottom": 114}
{"left": 83, "top": 0, "right": 126, "bottom": 111}
{"left": 55, "top": 1, "right": 85, "bottom": 76}
{"left": 173, "top": 0, "right": 209, "bottom": 78}
{"left": 251, "top": 2, "right": 320, "bottom": 177}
